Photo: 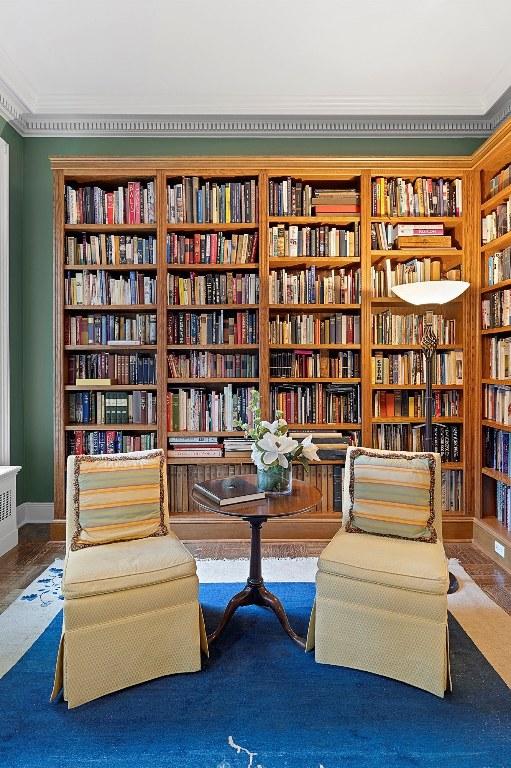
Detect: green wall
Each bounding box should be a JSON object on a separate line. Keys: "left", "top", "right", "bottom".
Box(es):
{"left": 1, "top": 118, "right": 24, "bottom": 500}
{"left": 16, "top": 132, "right": 484, "bottom": 502}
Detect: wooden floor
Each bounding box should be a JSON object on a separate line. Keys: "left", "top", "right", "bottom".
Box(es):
{"left": 1, "top": 525, "right": 510, "bottom": 616}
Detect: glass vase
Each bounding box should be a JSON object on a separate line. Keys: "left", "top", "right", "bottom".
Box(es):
{"left": 257, "top": 464, "right": 292, "bottom": 496}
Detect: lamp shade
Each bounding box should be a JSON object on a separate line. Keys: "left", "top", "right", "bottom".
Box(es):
{"left": 391, "top": 280, "right": 470, "bottom": 306}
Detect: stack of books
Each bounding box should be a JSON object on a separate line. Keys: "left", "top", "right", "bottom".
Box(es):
{"left": 371, "top": 223, "right": 452, "bottom": 251}
{"left": 312, "top": 189, "right": 360, "bottom": 216}
{"left": 223, "top": 438, "right": 254, "bottom": 458}
{"left": 289, "top": 431, "right": 357, "bottom": 459}
{"left": 167, "top": 436, "right": 223, "bottom": 459}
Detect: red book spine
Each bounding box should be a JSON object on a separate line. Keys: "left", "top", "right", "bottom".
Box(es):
{"left": 134, "top": 182, "right": 141, "bottom": 223}
{"left": 193, "top": 234, "right": 201, "bottom": 264}
{"left": 128, "top": 182, "right": 136, "bottom": 225}
{"left": 210, "top": 233, "right": 218, "bottom": 264}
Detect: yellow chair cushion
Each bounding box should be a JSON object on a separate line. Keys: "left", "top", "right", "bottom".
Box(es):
{"left": 318, "top": 529, "right": 449, "bottom": 594}
{"left": 63, "top": 531, "right": 197, "bottom": 599}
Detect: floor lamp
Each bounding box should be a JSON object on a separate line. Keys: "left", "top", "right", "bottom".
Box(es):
{"left": 391, "top": 279, "right": 470, "bottom": 594}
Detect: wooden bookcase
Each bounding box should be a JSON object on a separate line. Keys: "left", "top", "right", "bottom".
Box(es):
{"left": 473, "top": 122, "right": 511, "bottom": 571}
{"left": 52, "top": 157, "right": 477, "bottom": 543}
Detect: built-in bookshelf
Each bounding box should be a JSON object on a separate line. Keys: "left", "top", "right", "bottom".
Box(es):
{"left": 53, "top": 158, "right": 475, "bottom": 543}
{"left": 475, "top": 130, "right": 511, "bottom": 571}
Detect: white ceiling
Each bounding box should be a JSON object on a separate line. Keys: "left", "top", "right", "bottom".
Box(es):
{"left": 1, "top": 0, "right": 511, "bottom": 136}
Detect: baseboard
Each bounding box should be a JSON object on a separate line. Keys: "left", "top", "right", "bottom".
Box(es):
{"left": 0, "top": 528, "right": 18, "bottom": 557}
{"left": 16, "top": 502, "right": 55, "bottom": 527}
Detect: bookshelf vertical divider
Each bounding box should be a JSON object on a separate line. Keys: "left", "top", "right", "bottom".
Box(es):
{"left": 360, "top": 170, "right": 373, "bottom": 449}
{"left": 258, "top": 171, "right": 270, "bottom": 420}
{"left": 156, "top": 169, "right": 168, "bottom": 455}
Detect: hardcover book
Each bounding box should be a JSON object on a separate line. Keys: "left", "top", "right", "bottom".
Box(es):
{"left": 194, "top": 477, "right": 265, "bottom": 506}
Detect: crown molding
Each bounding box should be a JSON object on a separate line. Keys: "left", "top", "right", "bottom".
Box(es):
{"left": 1, "top": 82, "right": 511, "bottom": 138}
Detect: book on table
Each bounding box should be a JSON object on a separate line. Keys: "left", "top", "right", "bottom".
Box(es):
{"left": 194, "top": 476, "right": 265, "bottom": 506}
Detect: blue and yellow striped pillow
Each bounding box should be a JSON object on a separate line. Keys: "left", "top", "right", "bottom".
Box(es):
{"left": 71, "top": 450, "right": 168, "bottom": 550}
{"left": 345, "top": 448, "right": 437, "bottom": 543}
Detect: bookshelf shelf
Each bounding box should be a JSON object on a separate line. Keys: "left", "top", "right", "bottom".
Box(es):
{"left": 269, "top": 257, "right": 360, "bottom": 268}
{"left": 481, "top": 419, "right": 511, "bottom": 432}
{"left": 65, "top": 344, "right": 157, "bottom": 351}
{"left": 167, "top": 303, "right": 258, "bottom": 311}
{"left": 287, "top": 423, "right": 361, "bottom": 430}
{"left": 370, "top": 249, "right": 462, "bottom": 259}
{"left": 167, "top": 378, "right": 259, "bottom": 385}
{"left": 64, "top": 304, "right": 157, "bottom": 311}
{"left": 269, "top": 343, "right": 360, "bottom": 350}
{"left": 481, "top": 184, "right": 511, "bottom": 213}
{"left": 268, "top": 303, "right": 360, "bottom": 312}
{"left": 64, "top": 264, "right": 157, "bottom": 271}
{"left": 65, "top": 384, "right": 157, "bottom": 391}
{"left": 64, "top": 224, "right": 157, "bottom": 232}
{"left": 370, "top": 216, "right": 461, "bottom": 225}
{"left": 371, "top": 383, "right": 463, "bottom": 390}
{"left": 167, "top": 223, "right": 259, "bottom": 231}
{"left": 481, "top": 378, "right": 511, "bottom": 385}
{"left": 481, "top": 230, "right": 511, "bottom": 254}
{"left": 481, "top": 325, "right": 511, "bottom": 335}
{"left": 166, "top": 263, "right": 258, "bottom": 271}
{"left": 270, "top": 377, "right": 361, "bottom": 384}
{"left": 268, "top": 216, "right": 360, "bottom": 225}
{"left": 371, "top": 344, "right": 462, "bottom": 350}
{"left": 167, "top": 344, "right": 258, "bottom": 351}
{"left": 167, "top": 431, "right": 243, "bottom": 437}
{"left": 480, "top": 279, "right": 511, "bottom": 294}
{"left": 481, "top": 467, "right": 511, "bottom": 486}
{"left": 371, "top": 416, "right": 463, "bottom": 424}
{"left": 64, "top": 424, "right": 158, "bottom": 431}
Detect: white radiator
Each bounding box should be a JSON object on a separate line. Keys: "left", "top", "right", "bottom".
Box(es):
{"left": 0, "top": 466, "right": 21, "bottom": 557}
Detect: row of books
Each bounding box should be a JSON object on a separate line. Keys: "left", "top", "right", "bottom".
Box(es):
{"left": 486, "top": 247, "right": 511, "bottom": 286}
{"left": 370, "top": 222, "right": 449, "bottom": 251}
{"left": 268, "top": 224, "right": 360, "bottom": 258}
{"left": 65, "top": 234, "right": 157, "bottom": 266}
{"left": 68, "top": 391, "right": 157, "bottom": 425}
{"left": 167, "top": 351, "right": 258, "bottom": 379}
{"left": 484, "top": 427, "right": 511, "bottom": 476}
{"left": 67, "top": 431, "right": 156, "bottom": 456}
{"left": 167, "top": 310, "right": 258, "bottom": 345}
{"left": 481, "top": 199, "right": 511, "bottom": 243}
{"left": 371, "top": 351, "right": 463, "bottom": 385}
{"left": 489, "top": 164, "right": 511, "bottom": 198}
{"left": 371, "top": 258, "right": 452, "bottom": 298}
{"left": 373, "top": 390, "right": 461, "bottom": 418}
{"left": 372, "top": 310, "right": 457, "bottom": 346}
{"left": 67, "top": 353, "right": 156, "bottom": 386}
{"left": 167, "top": 178, "right": 257, "bottom": 224}
{"left": 372, "top": 423, "right": 461, "bottom": 461}
{"left": 66, "top": 314, "right": 157, "bottom": 346}
{"left": 371, "top": 177, "right": 462, "bottom": 217}
{"left": 166, "top": 386, "right": 255, "bottom": 432}
{"left": 268, "top": 313, "right": 360, "bottom": 345}
{"left": 482, "top": 290, "right": 511, "bottom": 329}
{"left": 167, "top": 272, "right": 259, "bottom": 306}
{"left": 495, "top": 482, "right": 511, "bottom": 531}
{"left": 483, "top": 384, "right": 511, "bottom": 425}
{"left": 442, "top": 471, "right": 463, "bottom": 513}
{"left": 166, "top": 232, "right": 258, "bottom": 265}
{"left": 269, "top": 267, "right": 361, "bottom": 305}
{"left": 270, "top": 384, "right": 360, "bottom": 425}
{"left": 65, "top": 182, "right": 156, "bottom": 225}
{"left": 269, "top": 350, "right": 360, "bottom": 379}
{"left": 488, "top": 337, "right": 511, "bottom": 379}
{"left": 65, "top": 272, "right": 157, "bottom": 306}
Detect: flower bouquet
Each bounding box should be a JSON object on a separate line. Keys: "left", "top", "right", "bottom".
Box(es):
{"left": 234, "top": 391, "right": 320, "bottom": 495}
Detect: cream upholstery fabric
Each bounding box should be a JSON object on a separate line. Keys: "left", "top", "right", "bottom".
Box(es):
{"left": 52, "top": 451, "right": 207, "bottom": 709}
{"left": 308, "top": 447, "right": 450, "bottom": 698}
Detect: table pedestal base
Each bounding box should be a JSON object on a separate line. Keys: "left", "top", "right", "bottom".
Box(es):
{"left": 206, "top": 517, "right": 305, "bottom": 648}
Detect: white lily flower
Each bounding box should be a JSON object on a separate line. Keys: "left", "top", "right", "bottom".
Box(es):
{"left": 300, "top": 434, "right": 320, "bottom": 462}
{"left": 276, "top": 435, "right": 299, "bottom": 455}
{"left": 259, "top": 419, "right": 280, "bottom": 434}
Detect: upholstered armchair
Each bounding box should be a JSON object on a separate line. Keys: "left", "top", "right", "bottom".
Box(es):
{"left": 307, "top": 446, "right": 450, "bottom": 697}
{"left": 51, "top": 449, "right": 208, "bottom": 708}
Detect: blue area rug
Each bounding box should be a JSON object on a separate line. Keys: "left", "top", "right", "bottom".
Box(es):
{"left": 1, "top": 582, "right": 510, "bottom": 768}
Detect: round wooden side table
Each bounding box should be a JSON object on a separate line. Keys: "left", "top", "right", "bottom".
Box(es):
{"left": 192, "top": 476, "right": 321, "bottom": 648}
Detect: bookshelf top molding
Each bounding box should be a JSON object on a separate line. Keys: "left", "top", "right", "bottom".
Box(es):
{"left": 50, "top": 156, "right": 473, "bottom": 175}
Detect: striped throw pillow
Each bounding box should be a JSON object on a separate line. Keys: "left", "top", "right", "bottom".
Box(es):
{"left": 71, "top": 450, "right": 168, "bottom": 550}
{"left": 345, "top": 448, "right": 437, "bottom": 543}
